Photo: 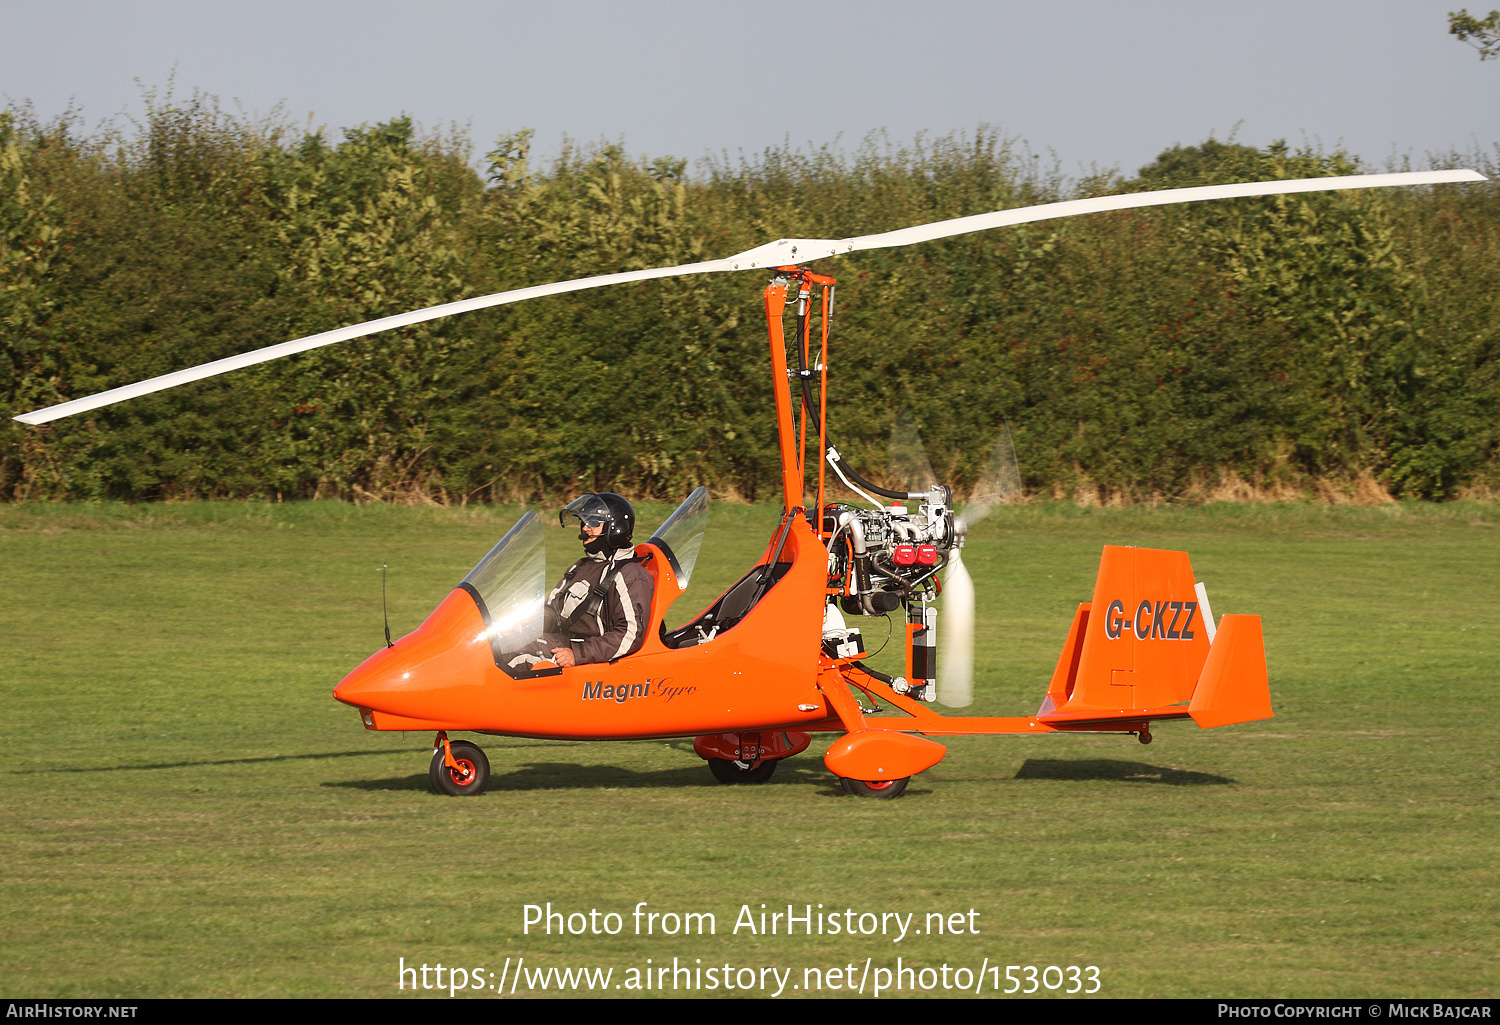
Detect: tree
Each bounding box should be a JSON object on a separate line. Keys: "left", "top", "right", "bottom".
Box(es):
{"left": 1449, "top": 8, "right": 1500, "bottom": 59}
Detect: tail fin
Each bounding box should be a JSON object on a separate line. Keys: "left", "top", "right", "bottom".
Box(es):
{"left": 1044, "top": 545, "right": 1211, "bottom": 713}
{"left": 1039, "top": 546, "right": 1271, "bottom": 727}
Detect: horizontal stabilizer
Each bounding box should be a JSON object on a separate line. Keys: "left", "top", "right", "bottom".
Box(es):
{"left": 1188, "top": 615, "right": 1273, "bottom": 728}
{"left": 1039, "top": 707, "right": 1191, "bottom": 726}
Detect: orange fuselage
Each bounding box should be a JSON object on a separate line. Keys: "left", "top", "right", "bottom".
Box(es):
{"left": 333, "top": 519, "right": 833, "bottom": 740}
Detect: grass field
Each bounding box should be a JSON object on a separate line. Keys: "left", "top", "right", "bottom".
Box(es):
{"left": 1, "top": 500, "right": 1496, "bottom": 999}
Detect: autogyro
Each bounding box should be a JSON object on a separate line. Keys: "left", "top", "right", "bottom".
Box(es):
{"left": 17, "top": 168, "right": 1485, "bottom": 797}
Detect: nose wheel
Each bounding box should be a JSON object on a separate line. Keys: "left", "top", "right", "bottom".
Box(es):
{"left": 430, "top": 736, "right": 491, "bottom": 796}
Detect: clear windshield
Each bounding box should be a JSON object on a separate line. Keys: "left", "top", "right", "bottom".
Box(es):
{"left": 648, "top": 486, "right": 710, "bottom": 589}
{"left": 460, "top": 510, "right": 545, "bottom": 650}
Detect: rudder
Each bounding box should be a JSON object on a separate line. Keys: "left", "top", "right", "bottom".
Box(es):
{"left": 1188, "top": 614, "right": 1273, "bottom": 728}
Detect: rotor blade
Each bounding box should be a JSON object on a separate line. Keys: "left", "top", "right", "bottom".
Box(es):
{"left": 841, "top": 169, "right": 1488, "bottom": 254}
{"left": 12, "top": 258, "right": 736, "bottom": 426}
{"left": 15, "top": 168, "right": 1485, "bottom": 425}
{"left": 937, "top": 547, "right": 975, "bottom": 707}
{"left": 701, "top": 170, "right": 1488, "bottom": 266}
{"left": 962, "top": 422, "right": 1022, "bottom": 528}
{"left": 887, "top": 409, "right": 938, "bottom": 494}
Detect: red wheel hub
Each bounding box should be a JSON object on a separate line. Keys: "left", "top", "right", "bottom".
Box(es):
{"left": 448, "top": 759, "right": 476, "bottom": 785}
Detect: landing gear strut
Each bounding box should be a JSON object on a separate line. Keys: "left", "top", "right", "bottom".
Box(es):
{"left": 430, "top": 732, "right": 491, "bottom": 795}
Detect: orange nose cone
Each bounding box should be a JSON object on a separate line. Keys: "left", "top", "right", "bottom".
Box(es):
{"left": 332, "top": 643, "right": 405, "bottom": 708}
{"left": 331, "top": 589, "right": 495, "bottom": 720}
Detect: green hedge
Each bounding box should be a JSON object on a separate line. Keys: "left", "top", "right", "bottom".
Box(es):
{"left": 2, "top": 102, "right": 1496, "bottom": 503}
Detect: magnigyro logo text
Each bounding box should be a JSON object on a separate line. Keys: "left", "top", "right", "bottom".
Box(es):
{"left": 1104, "top": 599, "right": 1199, "bottom": 641}
{"left": 580, "top": 678, "right": 697, "bottom": 705}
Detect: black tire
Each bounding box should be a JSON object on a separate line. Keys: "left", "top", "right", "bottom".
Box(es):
{"left": 707, "top": 757, "right": 777, "bottom": 784}
{"left": 430, "top": 740, "right": 490, "bottom": 796}
{"left": 839, "top": 776, "right": 909, "bottom": 799}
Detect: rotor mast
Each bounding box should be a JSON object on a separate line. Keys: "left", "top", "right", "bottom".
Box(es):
{"left": 763, "top": 267, "right": 835, "bottom": 521}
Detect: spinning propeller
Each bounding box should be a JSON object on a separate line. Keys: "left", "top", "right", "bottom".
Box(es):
{"left": 885, "top": 410, "right": 939, "bottom": 498}
{"left": 938, "top": 424, "right": 1023, "bottom": 708}
{"left": 12, "top": 169, "right": 1484, "bottom": 426}
{"left": 882, "top": 414, "right": 1019, "bottom": 708}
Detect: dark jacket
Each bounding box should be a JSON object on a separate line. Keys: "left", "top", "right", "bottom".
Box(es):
{"left": 547, "top": 547, "right": 655, "bottom": 664}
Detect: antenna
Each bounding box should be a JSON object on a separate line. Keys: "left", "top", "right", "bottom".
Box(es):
{"left": 379, "top": 563, "right": 392, "bottom": 648}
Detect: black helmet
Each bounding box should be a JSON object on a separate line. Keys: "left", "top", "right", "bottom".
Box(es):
{"left": 559, "top": 492, "right": 635, "bottom": 551}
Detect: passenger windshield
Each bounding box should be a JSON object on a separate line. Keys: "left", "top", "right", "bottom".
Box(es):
{"left": 648, "top": 486, "right": 710, "bottom": 589}
{"left": 460, "top": 511, "right": 545, "bottom": 651}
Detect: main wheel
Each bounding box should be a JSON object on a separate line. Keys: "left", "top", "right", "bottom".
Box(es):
{"left": 839, "top": 776, "right": 909, "bottom": 799}
{"left": 707, "top": 757, "right": 777, "bottom": 784}
{"left": 430, "top": 740, "right": 490, "bottom": 796}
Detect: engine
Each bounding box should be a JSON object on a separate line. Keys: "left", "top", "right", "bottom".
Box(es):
{"left": 822, "top": 485, "right": 961, "bottom": 617}
{"left": 816, "top": 487, "right": 964, "bottom": 702}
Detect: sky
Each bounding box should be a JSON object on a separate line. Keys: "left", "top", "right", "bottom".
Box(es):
{"left": 2, "top": 0, "right": 1494, "bottom": 179}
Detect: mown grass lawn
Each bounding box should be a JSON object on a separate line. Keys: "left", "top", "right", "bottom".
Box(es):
{"left": 0, "top": 500, "right": 1495, "bottom": 998}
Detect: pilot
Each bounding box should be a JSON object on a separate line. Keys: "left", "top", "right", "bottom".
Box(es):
{"left": 503, "top": 492, "right": 655, "bottom": 671}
